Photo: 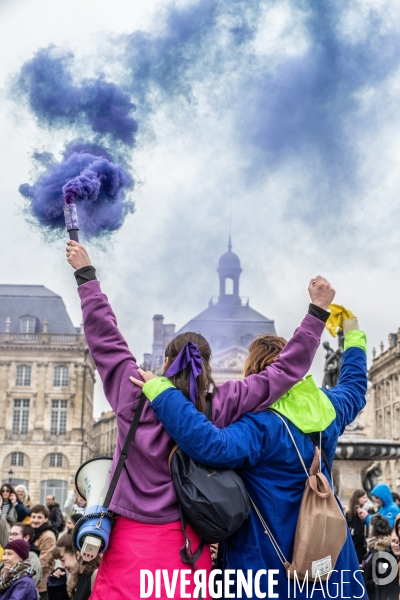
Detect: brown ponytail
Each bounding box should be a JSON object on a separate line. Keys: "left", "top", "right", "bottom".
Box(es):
{"left": 164, "top": 332, "right": 216, "bottom": 413}
{"left": 244, "top": 334, "right": 287, "bottom": 376}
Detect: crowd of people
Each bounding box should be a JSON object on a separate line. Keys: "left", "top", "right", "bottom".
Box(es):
{"left": 0, "top": 486, "right": 95, "bottom": 599}
{"left": 346, "top": 485, "right": 400, "bottom": 599}
{"left": 5, "top": 239, "right": 400, "bottom": 599}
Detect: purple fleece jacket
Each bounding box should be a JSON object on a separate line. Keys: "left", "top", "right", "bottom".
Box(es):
{"left": 79, "top": 280, "right": 325, "bottom": 524}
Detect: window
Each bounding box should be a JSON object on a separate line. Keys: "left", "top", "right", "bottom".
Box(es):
{"left": 386, "top": 381, "right": 391, "bottom": 403}
{"left": 49, "top": 453, "right": 63, "bottom": 467}
{"left": 12, "top": 400, "right": 30, "bottom": 435}
{"left": 19, "top": 317, "right": 35, "bottom": 333}
{"left": 385, "top": 408, "right": 391, "bottom": 439}
{"left": 10, "top": 452, "right": 24, "bottom": 466}
{"left": 16, "top": 366, "right": 31, "bottom": 386}
{"left": 40, "top": 480, "right": 68, "bottom": 507}
{"left": 396, "top": 406, "right": 400, "bottom": 440}
{"left": 53, "top": 366, "right": 69, "bottom": 387}
{"left": 376, "top": 411, "right": 383, "bottom": 438}
{"left": 375, "top": 386, "right": 381, "bottom": 407}
{"left": 225, "top": 278, "right": 234, "bottom": 295}
{"left": 51, "top": 400, "right": 67, "bottom": 435}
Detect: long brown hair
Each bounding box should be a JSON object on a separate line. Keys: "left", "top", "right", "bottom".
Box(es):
{"left": 244, "top": 334, "right": 287, "bottom": 376}
{"left": 53, "top": 534, "right": 101, "bottom": 596}
{"left": 164, "top": 332, "right": 216, "bottom": 413}
{"left": 346, "top": 489, "right": 367, "bottom": 521}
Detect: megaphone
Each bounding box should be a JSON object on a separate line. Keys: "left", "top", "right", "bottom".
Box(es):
{"left": 72, "top": 457, "right": 114, "bottom": 562}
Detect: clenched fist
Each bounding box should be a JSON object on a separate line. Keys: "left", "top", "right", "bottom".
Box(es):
{"left": 308, "top": 276, "right": 335, "bottom": 310}
{"left": 66, "top": 241, "right": 91, "bottom": 270}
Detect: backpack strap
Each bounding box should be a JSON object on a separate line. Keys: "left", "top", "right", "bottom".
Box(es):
{"left": 268, "top": 409, "right": 309, "bottom": 477}
{"left": 309, "top": 432, "right": 333, "bottom": 482}
{"left": 103, "top": 393, "right": 147, "bottom": 508}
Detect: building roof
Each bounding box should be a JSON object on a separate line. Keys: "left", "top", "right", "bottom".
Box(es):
{"left": 176, "top": 242, "right": 275, "bottom": 353}
{"left": 0, "top": 285, "right": 77, "bottom": 334}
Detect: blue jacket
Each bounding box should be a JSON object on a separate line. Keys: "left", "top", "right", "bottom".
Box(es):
{"left": 151, "top": 344, "right": 368, "bottom": 599}
{"left": 366, "top": 483, "right": 400, "bottom": 528}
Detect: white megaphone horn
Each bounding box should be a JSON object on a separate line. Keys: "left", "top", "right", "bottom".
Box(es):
{"left": 72, "top": 457, "right": 114, "bottom": 562}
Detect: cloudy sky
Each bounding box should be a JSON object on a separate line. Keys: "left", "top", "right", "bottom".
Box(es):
{"left": 1, "top": 0, "right": 400, "bottom": 416}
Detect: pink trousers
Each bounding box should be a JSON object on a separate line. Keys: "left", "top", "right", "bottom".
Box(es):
{"left": 91, "top": 516, "right": 212, "bottom": 599}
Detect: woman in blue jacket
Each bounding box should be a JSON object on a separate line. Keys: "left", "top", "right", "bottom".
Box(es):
{"left": 134, "top": 321, "right": 368, "bottom": 599}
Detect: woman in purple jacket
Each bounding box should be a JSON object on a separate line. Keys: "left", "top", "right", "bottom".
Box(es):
{"left": 0, "top": 539, "right": 37, "bottom": 600}
{"left": 65, "top": 240, "right": 335, "bottom": 599}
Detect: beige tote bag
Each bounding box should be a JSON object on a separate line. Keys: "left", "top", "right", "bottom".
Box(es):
{"left": 250, "top": 411, "right": 347, "bottom": 581}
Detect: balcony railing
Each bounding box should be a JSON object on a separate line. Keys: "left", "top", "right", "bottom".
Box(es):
{"left": 0, "top": 332, "right": 85, "bottom": 345}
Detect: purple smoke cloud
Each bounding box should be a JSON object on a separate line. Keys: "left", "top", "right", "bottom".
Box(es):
{"left": 19, "top": 144, "right": 134, "bottom": 240}
{"left": 17, "top": 46, "right": 138, "bottom": 146}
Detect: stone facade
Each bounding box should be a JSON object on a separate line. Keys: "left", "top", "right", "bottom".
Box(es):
{"left": 0, "top": 285, "right": 95, "bottom": 507}
{"left": 367, "top": 332, "right": 400, "bottom": 491}
{"left": 93, "top": 410, "right": 117, "bottom": 458}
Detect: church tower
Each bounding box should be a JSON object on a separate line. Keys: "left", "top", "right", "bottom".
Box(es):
{"left": 217, "top": 237, "right": 242, "bottom": 304}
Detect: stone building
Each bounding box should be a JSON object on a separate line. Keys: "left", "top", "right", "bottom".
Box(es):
{"left": 0, "top": 285, "right": 95, "bottom": 507}
{"left": 366, "top": 332, "right": 400, "bottom": 491}
{"left": 146, "top": 240, "right": 276, "bottom": 383}
{"left": 93, "top": 410, "right": 117, "bottom": 458}
{"left": 95, "top": 241, "right": 277, "bottom": 447}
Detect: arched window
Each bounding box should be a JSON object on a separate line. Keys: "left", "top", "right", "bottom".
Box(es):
{"left": 19, "top": 317, "right": 36, "bottom": 334}
{"left": 16, "top": 365, "right": 31, "bottom": 386}
{"left": 225, "top": 278, "right": 234, "bottom": 295}
{"left": 53, "top": 366, "right": 69, "bottom": 387}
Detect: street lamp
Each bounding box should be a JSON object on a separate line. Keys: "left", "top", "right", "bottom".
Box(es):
{"left": 8, "top": 469, "right": 13, "bottom": 484}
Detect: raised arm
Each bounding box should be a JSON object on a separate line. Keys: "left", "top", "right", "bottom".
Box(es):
{"left": 211, "top": 276, "right": 335, "bottom": 426}
{"left": 323, "top": 326, "right": 368, "bottom": 436}
{"left": 66, "top": 241, "right": 142, "bottom": 412}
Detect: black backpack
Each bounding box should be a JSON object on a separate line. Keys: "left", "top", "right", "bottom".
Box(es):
{"left": 168, "top": 399, "right": 250, "bottom": 545}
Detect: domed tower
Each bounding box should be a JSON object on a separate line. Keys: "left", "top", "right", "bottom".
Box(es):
{"left": 173, "top": 239, "right": 276, "bottom": 357}
{"left": 217, "top": 237, "right": 242, "bottom": 305}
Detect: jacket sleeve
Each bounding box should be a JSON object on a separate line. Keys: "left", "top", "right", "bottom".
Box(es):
{"left": 39, "top": 533, "right": 56, "bottom": 570}
{"left": 323, "top": 337, "right": 368, "bottom": 437}
{"left": 63, "top": 490, "right": 75, "bottom": 516}
{"left": 361, "top": 553, "right": 376, "bottom": 597}
{"left": 78, "top": 280, "right": 143, "bottom": 413}
{"left": 14, "top": 500, "right": 30, "bottom": 521}
{"left": 211, "top": 314, "right": 326, "bottom": 427}
{"left": 0, "top": 516, "right": 9, "bottom": 549}
{"left": 47, "top": 579, "right": 69, "bottom": 600}
{"left": 151, "top": 390, "right": 268, "bottom": 468}
{"left": 30, "top": 552, "right": 43, "bottom": 586}
{"left": 9, "top": 577, "right": 38, "bottom": 600}
{"left": 52, "top": 507, "right": 63, "bottom": 530}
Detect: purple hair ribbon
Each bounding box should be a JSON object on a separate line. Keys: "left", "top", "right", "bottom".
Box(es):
{"left": 165, "top": 341, "right": 202, "bottom": 405}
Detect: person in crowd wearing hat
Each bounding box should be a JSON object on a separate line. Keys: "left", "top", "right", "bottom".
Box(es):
{"left": 9, "top": 523, "right": 42, "bottom": 585}
{"left": 358, "top": 483, "right": 400, "bottom": 528}
{"left": 0, "top": 538, "right": 37, "bottom": 599}
{"left": 47, "top": 534, "right": 100, "bottom": 600}
{"left": 65, "top": 240, "right": 334, "bottom": 599}
{"left": 31, "top": 505, "right": 57, "bottom": 600}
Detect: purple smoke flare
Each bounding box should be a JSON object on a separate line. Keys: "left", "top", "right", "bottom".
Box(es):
{"left": 19, "top": 144, "right": 134, "bottom": 240}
